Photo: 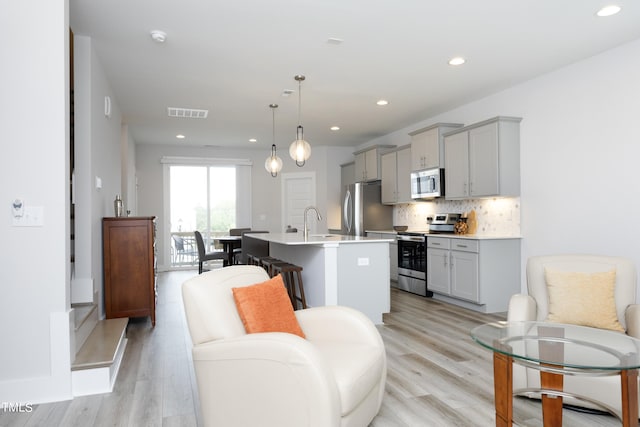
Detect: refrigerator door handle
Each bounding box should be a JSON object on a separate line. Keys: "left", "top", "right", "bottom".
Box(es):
{"left": 343, "top": 189, "right": 352, "bottom": 233}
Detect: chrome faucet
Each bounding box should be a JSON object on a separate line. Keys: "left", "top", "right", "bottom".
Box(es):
{"left": 303, "top": 206, "right": 322, "bottom": 239}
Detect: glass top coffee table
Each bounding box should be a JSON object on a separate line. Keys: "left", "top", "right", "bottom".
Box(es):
{"left": 471, "top": 321, "right": 640, "bottom": 427}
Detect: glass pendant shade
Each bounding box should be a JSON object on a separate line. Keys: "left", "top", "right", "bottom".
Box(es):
{"left": 265, "top": 144, "right": 283, "bottom": 177}
{"left": 265, "top": 104, "right": 282, "bottom": 177}
{"left": 289, "top": 125, "right": 311, "bottom": 167}
{"left": 290, "top": 75, "right": 311, "bottom": 167}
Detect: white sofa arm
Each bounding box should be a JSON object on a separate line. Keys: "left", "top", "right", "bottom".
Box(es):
{"left": 625, "top": 304, "right": 640, "bottom": 339}
{"left": 507, "top": 294, "right": 537, "bottom": 321}
{"left": 296, "top": 306, "right": 384, "bottom": 347}
{"left": 192, "top": 333, "right": 341, "bottom": 427}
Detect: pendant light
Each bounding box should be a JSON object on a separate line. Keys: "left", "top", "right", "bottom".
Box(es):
{"left": 289, "top": 75, "right": 311, "bottom": 167}
{"left": 264, "top": 104, "right": 283, "bottom": 177}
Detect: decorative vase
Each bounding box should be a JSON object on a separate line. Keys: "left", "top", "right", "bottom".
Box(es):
{"left": 114, "top": 195, "right": 123, "bottom": 217}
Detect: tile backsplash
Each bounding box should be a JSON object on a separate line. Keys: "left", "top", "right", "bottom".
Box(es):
{"left": 393, "top": 197, "right": 521, "bottom": 236}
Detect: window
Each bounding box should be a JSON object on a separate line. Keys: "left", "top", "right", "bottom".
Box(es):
{"left": 162, "top": 157, "right": 252, "bottom": 269}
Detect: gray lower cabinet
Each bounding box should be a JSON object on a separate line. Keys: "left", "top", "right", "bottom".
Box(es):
{"left": 427, "top": 236, "right": 520, "bottom": 313}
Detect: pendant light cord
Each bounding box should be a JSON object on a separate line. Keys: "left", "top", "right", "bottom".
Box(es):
{"left": 297, "top": 79, "right": 302, "bottom": 126}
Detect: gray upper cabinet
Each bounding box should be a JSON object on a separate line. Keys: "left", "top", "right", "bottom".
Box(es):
{"left": 353, "top": 146, "right": 393, "bottom": 182}
{"left": 409, "top": 123, "right": 463, "bottom": 170}
{"left": 341, "top": 161, "right": 356, "bottom": 188}
{"left": 381, "top": 146, "right": 411, "bottom": 204}
{"left": 444, "top": 117, "right": 521, "bottom": 199}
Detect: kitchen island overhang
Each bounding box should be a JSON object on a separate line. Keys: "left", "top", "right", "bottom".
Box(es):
{"left": 244, "top": 233, "right": 393, "bottom": 324}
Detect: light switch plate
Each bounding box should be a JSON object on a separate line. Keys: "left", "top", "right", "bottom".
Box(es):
{"left": 12, "top": 206, "right": 44, "bottom": 227}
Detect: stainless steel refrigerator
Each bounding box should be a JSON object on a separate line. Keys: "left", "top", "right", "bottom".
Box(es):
{"left": 341, "top": 181, "right": 393, "bottom": 236}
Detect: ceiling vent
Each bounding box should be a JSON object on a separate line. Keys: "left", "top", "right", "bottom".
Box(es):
{"left": 167, "top": 107, "right": 209, "bottom": 119}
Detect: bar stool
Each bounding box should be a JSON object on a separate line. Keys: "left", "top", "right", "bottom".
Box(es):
{"left": 272, "top": 263, "right": 307, "bottom": 310}
{"left": 245, "top": 254, "right": 261, "bottom": 266}
{"left": 258, "top": 257, "right": 287, "bottom": 277}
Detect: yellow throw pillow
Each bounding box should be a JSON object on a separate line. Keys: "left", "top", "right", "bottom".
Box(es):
{"left": 544, "top": 268, "right": 623, "bottom": 332}
{"left": 232, "top": 274, "right": 305, "bottom": 338}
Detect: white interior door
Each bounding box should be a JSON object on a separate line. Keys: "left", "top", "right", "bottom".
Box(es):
{"left": 281, "top": 172, "right": 316, "bottom": 233}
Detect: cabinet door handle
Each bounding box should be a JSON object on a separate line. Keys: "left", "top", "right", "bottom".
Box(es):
{"left": 457, "top": 244, "right": 468, "bottom": 248}
{"left": 432, "top": 242, "right": 441, "bottom": 246}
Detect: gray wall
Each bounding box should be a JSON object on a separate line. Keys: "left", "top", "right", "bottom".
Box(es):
{"left": 73, "top": 35, "right": 124, "bottom": 318}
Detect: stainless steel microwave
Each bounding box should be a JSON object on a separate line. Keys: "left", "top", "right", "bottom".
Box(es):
{"left": 411, "top": 168, "right": 445, "bottom": 199}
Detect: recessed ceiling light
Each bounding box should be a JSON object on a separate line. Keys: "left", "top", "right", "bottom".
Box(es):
{"left": 448, "top": 56, "right": 466, "bottom": 66}
{"left": 249, "top": 138, "right": 257, "bottom": 143}
{"left": 376, "top": 100, "right": 389, "bottom": 106}
{"left": 176, "top": 134, "right": 185, "bottom": 139}
{"left": 596, "top": 5, "right": 621, "bottom": 17}
{"left": 150, "top": 30, "right": 167, "bottom": 43}
{"left": 327, "top": 37, "right": 344, "bottom": 45}
{"left": 330, "top": 126, "right": 340, "bottom": 131}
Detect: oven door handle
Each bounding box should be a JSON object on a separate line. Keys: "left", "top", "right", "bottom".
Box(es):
{"left": 397, "top": 235, "right": 425, "bottom": 242}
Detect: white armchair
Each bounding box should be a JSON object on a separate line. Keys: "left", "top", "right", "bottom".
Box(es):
{"left": 508, "top": 254, "right": 639, "bottom": 414}
{"left": 181, "top": 265, "right": 387, "bottom": 427}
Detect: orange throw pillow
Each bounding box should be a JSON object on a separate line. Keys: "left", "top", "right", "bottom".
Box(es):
{"left": 232, "top": 274, "right": 305, "bottom": 338}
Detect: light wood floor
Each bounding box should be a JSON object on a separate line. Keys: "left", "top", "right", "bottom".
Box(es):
{"left": 1, "top": 270, "right": 622, "bottom": 427}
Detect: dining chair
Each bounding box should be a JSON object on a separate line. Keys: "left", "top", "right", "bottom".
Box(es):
{"left": 194, "top": 231, "right": 227, "bottom": 274}
{"left": 172, "top": 235, "right": 197, "bottom": 264}
{"left": 228, "top": 228, "right": 251, "bottom": 264}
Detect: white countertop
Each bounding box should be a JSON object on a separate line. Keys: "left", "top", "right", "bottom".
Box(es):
{"left": 365, "top": 230, "right": 521, "bottom": 240}
{"left": 244, "top": 232, "right": 394, "bottom": 246}
{"left": 428, "top": 233, "right": 521, "bottom": 240}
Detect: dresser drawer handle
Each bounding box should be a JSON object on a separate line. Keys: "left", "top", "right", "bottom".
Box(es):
{"left": 432, "top": 242, "right": 441, "bottom": 246}
{"left": 456, "top": 244, "right": 468, "bottom": 248}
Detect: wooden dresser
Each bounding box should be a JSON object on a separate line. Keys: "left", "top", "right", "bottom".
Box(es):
{"left": 103, "top": 217, "right": 157, "bottom": 326}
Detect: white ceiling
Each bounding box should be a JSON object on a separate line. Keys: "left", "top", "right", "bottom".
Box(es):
{"left": 69, "top": 0, "right": 640, "bottom": 150}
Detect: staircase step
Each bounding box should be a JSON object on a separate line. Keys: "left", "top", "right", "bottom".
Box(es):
{"left": 71, "top": 318, "right": 129, "bottom": 397}
{"left": 72, "top": 303, "right": 97, "bottom": 331}
{"left": 72, "top": 303, "right": 98, "bottom": 353}
{"left": 72, "top": 318, "right": 128, "bottom": 371}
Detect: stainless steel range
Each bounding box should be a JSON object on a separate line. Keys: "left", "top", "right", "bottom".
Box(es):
{"left": 396, "top": 231, "right": 432, "bottom": 297}
{"left": 395, "top": 213, "right": 462, "bottom": 297}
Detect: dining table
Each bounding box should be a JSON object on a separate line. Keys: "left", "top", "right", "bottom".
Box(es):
{"left": 214, "top": 235, "right": 242, "bottom": 266}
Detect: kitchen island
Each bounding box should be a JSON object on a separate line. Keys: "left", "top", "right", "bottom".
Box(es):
{"left": 244, "top": 233, "right": 393, "bottom": 324}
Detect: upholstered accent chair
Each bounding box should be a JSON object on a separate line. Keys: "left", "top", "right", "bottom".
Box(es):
{"left": 181, "top": 265, "right": 387, "bottom": 427}
{"left": 508, "top": 254, "right": 640, "bottom": 415}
